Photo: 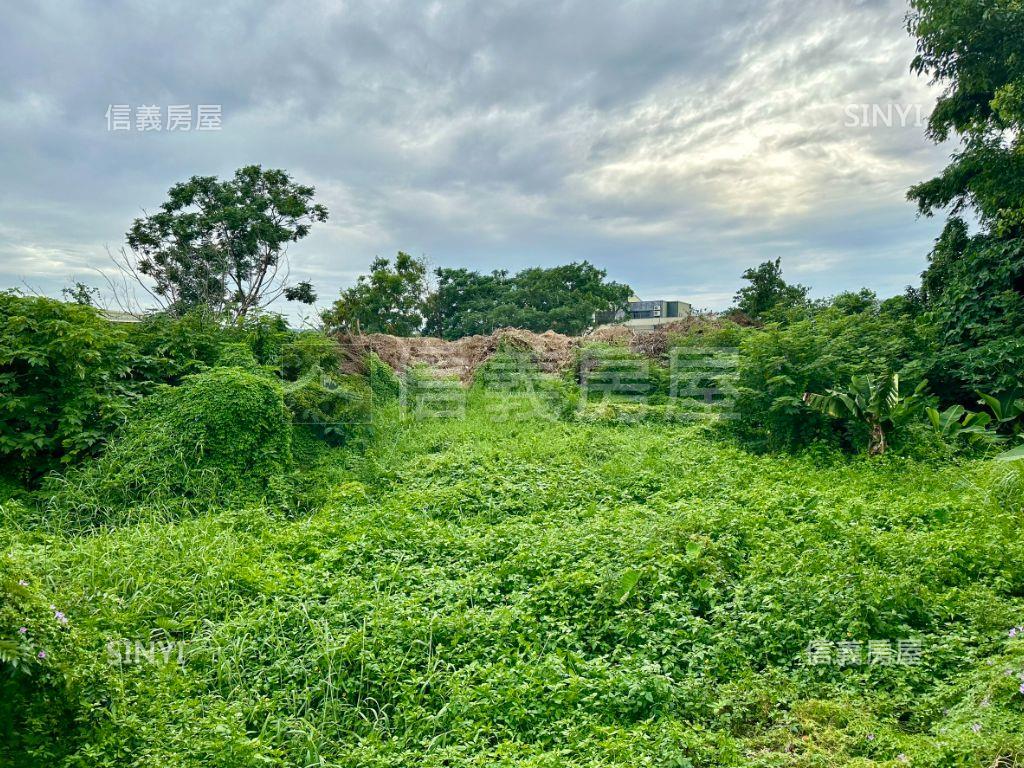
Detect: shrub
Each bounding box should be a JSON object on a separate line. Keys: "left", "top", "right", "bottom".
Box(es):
{"left": 366, "top": 352, "right": 400, "bottom": 403}
{"left": 1, "top": 557, "right": 106, "bottom": 766}
{"left": 0, "top": 292, "right": 136, "bottom": 476}
{"left": 44, "top": 367, "right": 291, "bottom": 526}
{"left": 283, "top": 367, "right": 373, "bottom": 447}
{"left": 126, "top": 307, "right": 234, "bottom": 384}
{"left": 279, "top": 332, "right": 341, "bottom": 381}
{"left": 732, "top": 301, "right": 935, "bottom": 451}
{"left": 215, "top": 342, "right": 261, "bottom": 370}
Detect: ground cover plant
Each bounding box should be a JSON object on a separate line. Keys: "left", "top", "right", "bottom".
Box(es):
{"left": 3, "top": 374, "right": 1024, "bottom": 766}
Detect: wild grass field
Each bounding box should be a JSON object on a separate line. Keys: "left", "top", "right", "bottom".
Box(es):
{"left": 4, "top": 385, "right": 1024, "bottom": 767}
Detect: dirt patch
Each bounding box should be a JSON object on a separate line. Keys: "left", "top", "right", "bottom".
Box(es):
{"left": 335, "top": 316, "right": 733, "bottom": 382}
{"left": 336, "top": 327, "right": 580, "bottom": 383}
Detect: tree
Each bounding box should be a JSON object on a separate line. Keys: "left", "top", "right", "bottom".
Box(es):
{"left": 907, "top": 1, "right": 1024, "bottom": 399}
{"left": 733, "top": 259, "right": 808, "bottom": 320}
{"left": 322, "top": 252, "right": 428, "bottom": 335}
{"left": 423, "top": 268, "right": 511, "bottom": 339}
{"left": 502, "top": 262, "right": 631, "bottom": 336}
{"left": 907, "top": 0, "right": 1024, "bottom": 235}
{"left": 117, "top": 165, "right": 328, "bottom": 321}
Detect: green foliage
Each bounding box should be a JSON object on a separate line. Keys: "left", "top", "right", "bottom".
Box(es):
{"left": 44, "top": 367, "right": 291, "bottom": 528}
{"left": 366, "top": 352, "right": 400, "bottom": 403}
{"left": 804, "top": 373, "right": 931, "bottom": 455}
{"left": 0, "top": 292, "right": 136, "bottom": 475}
{"left": 9, "top": 396, "right": 1024, "bottom": 765}
{"left": 921, "top": 233, "right": 1024, "bottom": 399}
{"left": 1, "top": 556, "right": 106, "bottom": 766}
{"left": 215, "top": 342, "right": 260, "bottom": 370}
{"left": 926, "top": 404, "right": 1001, "bottom": 449}
{"left": 125, "top": 165, "right": 328, "bottom": 320}
{"left": 732, "top": 258, "right": 809, "bottom": 321}
{"left": 907, "top": 0, "right": 1024, "bottom": 234}
{"left": 425, "top": 262, "right": 631, "bottom": 339}
{"left": 472, "top": 346, "right": 580, "bottom": 419}
{"left": 323, "top": 252, "right": 428, "bottom": 335}
{"left": 278, "top": 332, "right": 341, "bottom": 380}
{"left": 126, "top": 307, "right": 236, "bottom": 384}
{"left": 283, "top": 367, "right": 372, "bottom": 447}
{"left": 732, "top": 299, "right": 935, "bottom": 451}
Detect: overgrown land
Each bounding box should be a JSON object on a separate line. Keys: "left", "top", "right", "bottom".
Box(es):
{"left": 4, "top": 0, "right": 1024, "bottom": 765}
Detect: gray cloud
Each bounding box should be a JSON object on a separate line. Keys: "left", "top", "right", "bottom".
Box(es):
{"left": 0, "top": 0, "right": 951, "bottom": 316}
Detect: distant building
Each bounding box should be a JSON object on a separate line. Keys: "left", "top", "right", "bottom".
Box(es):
{"left": 594, "top": 294, "right": 693, "bottom": 331}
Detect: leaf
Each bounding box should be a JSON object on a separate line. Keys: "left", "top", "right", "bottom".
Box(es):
{"left": 995, "top": 443, "right": 1024, "bottom": 461}
{"left": 614, "top": 568, "right": 643, "bottom": 604}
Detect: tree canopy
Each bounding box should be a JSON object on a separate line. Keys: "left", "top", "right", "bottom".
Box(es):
{"left": 322, "top": 252, "right": 429, "bottom": 336}
{"left": 121, "top": 165, "right": 328, "bottom": 321}
{"left": 732, "top": 258, "right": 809, "bottom": 320}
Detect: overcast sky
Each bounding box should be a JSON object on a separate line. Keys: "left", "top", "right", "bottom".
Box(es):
{"left": 1, "top": 0, "right": 953, "bottom": 315}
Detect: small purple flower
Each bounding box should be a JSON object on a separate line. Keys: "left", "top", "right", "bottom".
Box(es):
{"left": 17, "top": 627, "right": 27, "bottom": 634}
{"left": 980, "top": 696, "right": 991, "bottom": 708}
{"left": 971, "top": 722, "right": 982, "bottom": 734}
{"left": 54, "top": 610, "right": 67, "bottom": 624}
{"left": 1012, "top": 628, "right": 1019, "bottom": 638}
{"left": 866, "top": 733, "right": 875, "bottom": 741}
{"left": 17, "top": 579, "right": 28, "bottom": 587}
{"left": 897, "top": 755, "right": 909, "bottom": 764}
{"left": 1019, "top": 682, "right": 1024, "bottom": 695}
{"left": 37, "top": 651, "right": 46, "bottom": 659}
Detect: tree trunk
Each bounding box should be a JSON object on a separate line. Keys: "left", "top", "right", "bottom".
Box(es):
{"left": 868, "top": 421, "right": 887, "bottom": 456}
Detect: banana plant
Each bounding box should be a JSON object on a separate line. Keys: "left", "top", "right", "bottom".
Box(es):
{"left": 925, "top": 404, "right": 1003, "bottom": 447}
{"left": 976, "top": 391, "right": 1024, "bottom": 434}
{"left": 803, "top": 373, "right": 929, "bottom": 456}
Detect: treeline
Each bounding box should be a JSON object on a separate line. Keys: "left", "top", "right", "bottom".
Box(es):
{"left": 321, "top": 256, "right": 631, "bottom": 339}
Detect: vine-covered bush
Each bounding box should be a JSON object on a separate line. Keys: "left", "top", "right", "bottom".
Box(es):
{"left": 284, "top": 367, "right": 373, "bottom": 447}
{"left": 44, "top": 367, "right": 292, "bottom": 526}
{"left": 0, "top": 292, "right": 137, "bottom": 477}
{"left": 732, "top": 300, "right": 936, "bottom": 451}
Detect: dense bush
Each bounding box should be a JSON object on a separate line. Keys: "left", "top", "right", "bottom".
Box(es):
{"left": 283, "top": 367, "right": 373, "bottom": 447}
{"left": 1, "top": 556, "right": 106, "bottom": 766}
{"left": 925, "top": 235, "right": 1024, "bottom": 400}
{"left": 278, "top": 332, "right": 341, "bottom": 381}
{"left": 0, "top": 292, "right": 137, "bottom": 476}
{"left": 366, "top": 352, "right": 401, "bottom": 403}
{"left": 732, "top": 298, "right": 936, "bottom": 451}
{"left": 127, "top": 309, "right": 292, "bottom": 386}
{"left": 44, "top": 367, "right": 291, "bottom": 527}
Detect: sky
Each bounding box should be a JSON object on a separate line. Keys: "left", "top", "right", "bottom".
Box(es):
{"left": 0, "top": 0, "right": 954, "bottom": 317}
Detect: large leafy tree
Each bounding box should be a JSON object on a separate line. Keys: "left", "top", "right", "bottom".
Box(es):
{"left": 119, "top": 165, "right": 328, "bottom": 321}
{"left": 502, "top": 262, "right": 631, "bottom": 336}
{"left": 423, "top": 268, "right": 511, "bottom": 339}
{"left": 322, "top": 252, "right": 428, "bottom": 335}
{"left": 907, "top": 0, "right": 1024, "bottom": 234}
{"left": 733, "top": 259, "right": 809, "bottom": 321}
{"left": 908, "top": 0, "right": 1024, "bottom": 398}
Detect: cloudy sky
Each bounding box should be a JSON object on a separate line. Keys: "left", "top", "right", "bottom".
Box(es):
{"left": 1, "top": 0, "right": 953, "bottom": 315}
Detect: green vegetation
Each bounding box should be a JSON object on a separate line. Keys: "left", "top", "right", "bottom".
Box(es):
{"left": 3, "top": 3, "right": 1024, "bottom": 765}
{"left": 119, "top": 165, "right": 327, "bottom": 321}
{"left": 4, "top": 384, "right": 1024, "bottom": 766}
{"left": 325, "top": 259, "right": 630, "bottom": 339}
